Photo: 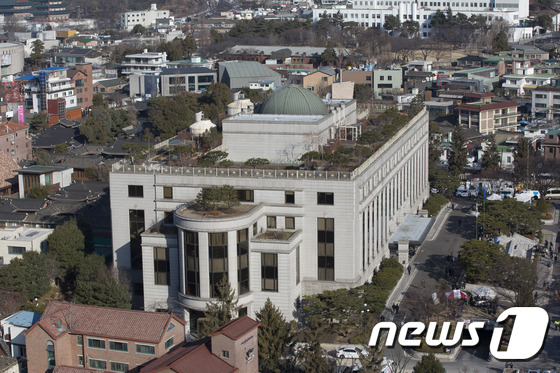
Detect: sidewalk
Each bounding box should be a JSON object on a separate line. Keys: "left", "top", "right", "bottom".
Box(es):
{"left": 382, "top": 202, "right": 453, "bottom": 322}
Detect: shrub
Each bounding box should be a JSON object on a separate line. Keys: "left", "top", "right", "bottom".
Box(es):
{"left": 52, "top": 144, "right": 69, "bottom": 154}
{"left": 424, "top": 194, "right": 448, "bottom": 217}
{"left": 28, "top": 184, "right": 51, "bottom": 199}
{"left": 536, "top": 198, "right": 550, "bottom": 214}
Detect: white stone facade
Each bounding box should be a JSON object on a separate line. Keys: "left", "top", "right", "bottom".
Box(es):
{"left": 120, "top": 4, "right": 170, "bottom": 31}
{"left": 0, "top": 227, "right": 53, "bottom": 265}
{"left": 312, "top": 0, "right": 528, "bottom": 38}
{"left": 109, "top": 110, "right": 430, "bottom": 323}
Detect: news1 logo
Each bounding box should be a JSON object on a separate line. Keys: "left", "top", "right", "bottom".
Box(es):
{"left": 369, "top": 307, "right": 549, "bottom": 359}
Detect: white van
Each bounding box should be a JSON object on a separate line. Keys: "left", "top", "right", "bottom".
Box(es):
{"left": 546, "top": 188, "right": 560, "bottom": 199}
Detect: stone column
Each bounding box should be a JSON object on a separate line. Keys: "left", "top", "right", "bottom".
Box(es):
{"left": 199, "top": 232, "right": 210, "bottom": 299}
{"left": 398, "top": 239, "right": 409, "bottom": 267}
{"left": 228, "top": 230, "right": 238, "bottom": 295}
{"left": 178, "top": 229, "right": 185, "bottom": 295}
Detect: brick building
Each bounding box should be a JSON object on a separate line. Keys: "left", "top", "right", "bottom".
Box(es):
{"left": 457, "top": 94, "right": 520, "bottom": 135}
{"left": 0, "top": 121, "right": 31, "bottom": 163}
{"left": 68, "top": 64, "right": 93, "bottom": 112}
{"left": 543, "top": 126, "right": 560, "bottom": 162}
{"left": 141, "top": 316, "right": 260, "bottom": 373}
{"left": 24, "top": 302, "right": 186, "bottom": 373}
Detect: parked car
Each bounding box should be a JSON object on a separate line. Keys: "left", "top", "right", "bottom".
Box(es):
{"left": 336, "top": 347, "right": 369, "bottom": 359}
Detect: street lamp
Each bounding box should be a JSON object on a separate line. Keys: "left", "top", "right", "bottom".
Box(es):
{"left": 361, "top": 303, "right": 370, "bottom": 329}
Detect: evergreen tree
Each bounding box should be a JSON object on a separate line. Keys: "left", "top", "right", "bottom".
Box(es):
{"left": 299, "top": 330, "right": 332, "bottom": 373}
{"left": 320, "top": 43, "right": 337, "bottom": 66}
{"left": 35, "top": 150, "right": 52, "bottom": 166}
{"left": 481, "top": 134, "right": 500, "bottom": 171}
{"left": 492, "top": 31, "right": 509, "bottom": 53}
{"left": 30, "top": 39, "right": 44, "bottom": 69}
{"left": 200, "top": 277, "right": 239, "bottom": 337}
{"left": 413, "top": 353, "right": 445, "bottom": 373}
{"left": 256, "top": 298, "right": 295, "bottom": 372}
{"left": 408, "top": 94, "right": 424, "bottom": 118}
{"left": 513, "top": 138, "right": 530, "bottom": 184}
{"left": 448, "top": 124, "right": 467, "bottom": 176}
{"left": 47, "top": 219, "right": 85, "bottom": 285}
{"left": 0, "top": 251, "right": 52, "bottom": 300}
{"left": 74, "top": 255, "right": 131, "bottom": 309}
{"left": 383, "top": 15, "right": 401, "bottom": 32}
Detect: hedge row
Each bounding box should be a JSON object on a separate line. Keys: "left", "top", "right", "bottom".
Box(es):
{"left": 424, "top": 194, "right": 448, "bottom": 217}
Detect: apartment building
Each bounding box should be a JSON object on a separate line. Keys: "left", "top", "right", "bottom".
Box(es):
{"left": 457, "top": 99, "right": 519, "bottom": 134}
{"left": 67, "top": 64, "right": 93, "bottom": 112}
{"left": 122, "top": 50, "right": 168, "bottom": 76}
{"left": 543, "top": 126, "right": 560, "bottom": 162}
{"left": 1, "top": 310, "right": 42, "bottom": 361}
{"left": 341, "top": 66, "right": 403, "bottom": 98}
{"left": 25, "top": 302, "right": 185, "bottom": 373}
{"left": 121, "top": 4, "right": 170, "bottom": 32}
{"left": 532, "top": 86, "right": 560, "bottom": 120}
{"left": 160, "top": 67, "right": 217, "bottom": 96}
{"left": 0, "top": 121, "right": 31, "bottom": 163}
{"left": 109, "top": 85, "right": 430, "bottom": 326}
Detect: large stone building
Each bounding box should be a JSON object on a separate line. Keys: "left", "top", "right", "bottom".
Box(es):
{"left": 313, "top": 0, "right": 529, "bottom": 38}
{"left": 109, "top": 86, "right": 430, "bottom": 328}
{"left": 120, "top": 3, "right": 170, "bottom": 31}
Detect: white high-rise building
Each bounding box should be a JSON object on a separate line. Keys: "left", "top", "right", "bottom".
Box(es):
{"left": 109, "top": 86, "right": 430, "bottom": 328}
{"left": 121, "top": 4, "right": 171, "bottom": 32}
{"left": 313, "top": 0, "right": 529, "bottom": 38}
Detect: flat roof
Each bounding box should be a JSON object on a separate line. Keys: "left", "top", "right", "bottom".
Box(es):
{"left": 17, "top": 165, "right": 72, "bottom": 174}
{"left": 3, "top": 311, "right": 42, "bottom": 328}
{"left": 389, "top": 214, "right": 435, "bottom": 246}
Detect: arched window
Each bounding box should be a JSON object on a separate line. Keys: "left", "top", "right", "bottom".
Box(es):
{"left": 46, "top": 340, "right": 55, "bottom": 369}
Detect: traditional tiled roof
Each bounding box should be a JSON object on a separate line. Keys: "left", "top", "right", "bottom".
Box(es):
{"left": 0, "top": 121, "right": 28, "bottom": 137}
{"left": 28, "top": 302, "right": 184, "bottom": 343}
{"left": 208, "top": 316, "right": 260, "bottom": 340}
{"left": 53, "top": 366, "right": 100, "bottom": 373}
{"left": 140, "top": 340, "right": 238, "bottom": 373}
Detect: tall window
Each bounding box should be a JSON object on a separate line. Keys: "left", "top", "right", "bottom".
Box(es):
{"left": 267, "top": 216, "right": 276, "bottom": 229}
{"left": 163, "top": 186, "right": 173, "bottom": 199}
{"left": 317, "top": 192, "right": 334, "bottom": 205}
{"left": 110, "top": 362, "right": 129, "bottom": 372}
{"left": 318, "top": 218, "right": 335, "bottom": 281}
{"left": 209, "top": 232, "right": 228, "bottom": 298}
{"left": 185, "top": 231, "right": 199, "bottom": 297}
{"left": 237, "top": 190, "right": 254, "bottom": 202}
{"left": 129, "top": 210, "right": 145, "bottom": 270}
{"left": 296, "top": 245, "right": 300, "bottom": 285}
{"left": 237, "top": 229, "right": 249, "bottom": 295}
{"left": 89, "top": 359, "right": 107, "bottom": 370}
{"left": 109, "top": 341, "right": 128, "bottom": 352}
{"left": 128, "top": 185, "right": 143, "bottom": 197}
{"left": 261, "top": 253, "right": 278, "bottom": 292}
{"left": 154, "top": 247, "right": 170, "bottom": 285}
{"left": 285, "top": 217, "right": 295, "bottom": 230}
{"left": 46, "top": 341, "right": 55, "bottom": 369}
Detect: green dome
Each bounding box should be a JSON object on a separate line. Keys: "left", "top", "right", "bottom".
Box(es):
{"left": 259, "top": 85, "right": 329, "bottom": 115}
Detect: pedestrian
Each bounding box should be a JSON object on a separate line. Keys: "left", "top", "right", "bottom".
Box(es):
{"left": 555, "top": 255, "right": 558, "bottom": 263}
{"left": 535, "top": 292, "right": 539, "bottom": 301}
{"left": 452, "top": 203, "right": 455, "bottom": 211}
{"left": 407, "top": 264, "right": 411, "bottom": 275}
{"left": 421, "top": 280, "right": 426, "bottom": 290}
{"left": 380, "top": 315, "right": 385, "bottom": 322}
{"left": 555, "top": 320, "right": 560, "bottom": 331}
{"left": 392, "top": 303, "right": 396, "bottom": 314}
{"left": 458, "top": 218, "right": 462, "bottom": 226}
{"left": 395, "top": 304, "right": 400, "bottom": 315}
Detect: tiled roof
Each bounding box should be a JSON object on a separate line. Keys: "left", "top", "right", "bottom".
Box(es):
{"left": 32, "top": 302, "right": 184, "bottom": 343}
{"left": 457, "top": 101, "right": 519, "bottom": 112}
{"left": 140, "top": 340, "right": 238, "bottom": 373}
{"left": 208, "top": 316, "right": 260, "bottom": 340}
{"left": 534, "top": 86, "right": 560, "bottom": 92}
{"left": 0, "top": 121, "right": 28, "bottom": 137}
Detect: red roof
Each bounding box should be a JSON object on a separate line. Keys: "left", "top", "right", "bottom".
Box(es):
{"left": 140, "top": 340, "right": 238, "bottom": 373}
{"left": 457, "top": 101, "right": 519, "bottom": 112}
{"left": 534, "top": 86, "right": 560, "bottom": 92}
{"left": 0, "top": 121, "right": 28, "bottom": 137}
{"left": 29, "top": 301, "right": 184, "bottom": 343}
{"left": 208, "top": 316, "right": 260, "bottom": 340}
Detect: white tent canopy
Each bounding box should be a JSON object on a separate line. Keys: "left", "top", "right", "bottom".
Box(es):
{"left": 515, "top": 192, "right": 533, "bottom": 203}
{"left": 487, "top": 193, "right": 503, "bottom": 201}
{"left": 472, "top": 286, "right": 497, "bottom": 299}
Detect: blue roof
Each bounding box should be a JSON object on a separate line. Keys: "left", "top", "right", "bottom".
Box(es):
{"left": 5, "top": 311, "right": 42, "bottom": 328}
{"left": 39, "top": 66, "right": 67, "bottom": 72}
{"left": 20, "top": 75, "right": 36, "bottom": 81}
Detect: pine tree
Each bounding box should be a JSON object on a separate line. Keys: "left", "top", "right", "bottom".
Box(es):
{"left": 413, "top": 353, "right": 445, "bottom": 373}
{"left": 47, "top": 219, "right": 85, "bottom": 285}
{"left": 448, "top": 124, "right": 467, "bottom": 176}
{"left": 200, "top": 277, "right": 239, "bottom": 337}
{"left": 256, "top": 298, "right": 295, "bottom": 372}
{"left": 299, "top": 329, "right": 332, "bottom": 373}
{"left": 481, "top": 134, "right": 500, "bottom": 171}
{"left": 513, "top": 138, "right": 531, "bottom": 184}
{"left": 408, "top": 94, "right": 424, "bottom": 118}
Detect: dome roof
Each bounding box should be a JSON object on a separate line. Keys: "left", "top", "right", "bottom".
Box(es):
{"left": 259, "top": 85, "right": 329, "bottom": 115}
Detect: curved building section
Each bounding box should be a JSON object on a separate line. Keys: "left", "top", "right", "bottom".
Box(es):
{"left": 110, "top": 109, "right": 429, "bottom": 334}
{"left": 258, "top": 85, "right": 329, "bottom": 116}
